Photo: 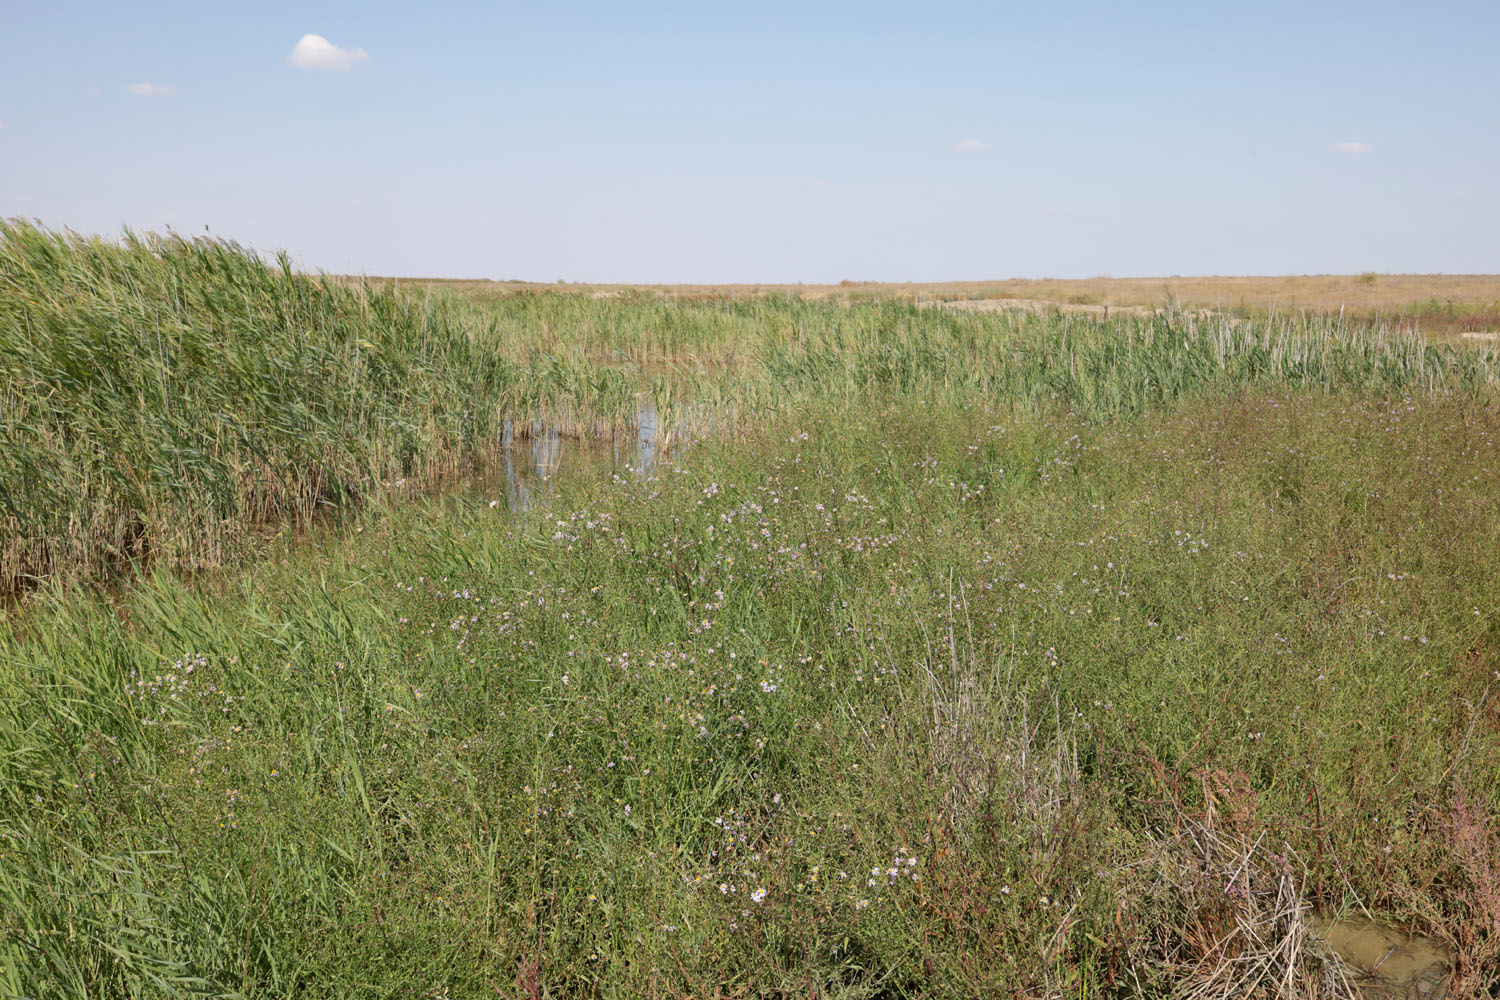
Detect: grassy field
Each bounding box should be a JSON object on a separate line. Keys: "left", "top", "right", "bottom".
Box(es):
{"left": 4, "top": 227, "right": 1500, "bottom": 998}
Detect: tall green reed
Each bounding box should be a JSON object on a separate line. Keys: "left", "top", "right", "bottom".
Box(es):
{"left": 6, "top": 221, "right": 1497, "bottom": 598}
{"left": 0, "top": 222, "right": 642, "bottom": 595}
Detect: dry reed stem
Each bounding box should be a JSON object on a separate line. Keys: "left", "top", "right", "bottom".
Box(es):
{"left": 1136, "top": 812, "right": 1361, "bottom": 1000}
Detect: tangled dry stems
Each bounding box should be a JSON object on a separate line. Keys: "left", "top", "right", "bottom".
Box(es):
{"left": 1124, "top": 799, "right": 1361, "bottom": 1000}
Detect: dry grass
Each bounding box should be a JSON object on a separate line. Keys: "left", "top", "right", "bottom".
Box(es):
{"left": 1131, "top": 814, "right": 1363, "bottom": 1000}
{"left": 358, "top": 272, "right": 1500, "bottom": 317}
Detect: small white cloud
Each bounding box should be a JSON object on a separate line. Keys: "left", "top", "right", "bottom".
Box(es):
{"left": 954, "top": 137, "right": 989, "bottom": 153}
{"left": 126, "top": 82, "right": 177, "bottom": 97}
{"left": 287, "top": 34, "right": 369, "bottom": 72}
{"left": 1330, "top": 141, "right": 1372, "bottom": 154}
{"left": 84, "top": 86, "right": 103, "bottom": 96}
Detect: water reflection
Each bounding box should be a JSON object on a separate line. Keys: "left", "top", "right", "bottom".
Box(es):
{"left": 494, "top": 401, "right": 668, "bottom": 511}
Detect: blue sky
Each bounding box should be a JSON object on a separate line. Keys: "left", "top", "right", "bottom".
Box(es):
{"left": 2, "top": 1, "right": 1496, "bottom": 281}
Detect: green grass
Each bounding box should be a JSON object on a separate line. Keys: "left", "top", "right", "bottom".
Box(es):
{"left": 6, "top": 221, "right": 1498, "bottom": 598}
{"left": 4, "top": 225, "right": 1500, "bottom": 996}
{"left": 0, "top": 221, "right": 639, "bottom": 596}
{"left": 5, "top": 392, "right": 1500, "bottom": 996}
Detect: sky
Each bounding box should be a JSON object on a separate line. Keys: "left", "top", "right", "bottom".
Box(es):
{"left": 1, "top": 1, "right": 1496, "bottom": 282}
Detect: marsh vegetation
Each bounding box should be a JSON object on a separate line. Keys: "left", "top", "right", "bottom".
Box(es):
{"left": 3, "top": 226, "right": 1499, "bottom": 997}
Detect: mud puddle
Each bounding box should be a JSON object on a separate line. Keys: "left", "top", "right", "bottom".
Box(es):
{"left": 1311, "top": 914, "right": 1452, "bottom": 998}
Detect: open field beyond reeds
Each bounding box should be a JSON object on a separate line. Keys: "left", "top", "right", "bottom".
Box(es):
{"left": 3, "top": 225, "right": 1500, "bottom": 998}
{"left": 371, "top": 273, "right": 1500, "bottom": 340}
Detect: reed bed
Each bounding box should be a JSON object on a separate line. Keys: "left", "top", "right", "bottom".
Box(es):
{"left": 0, "top": 222, "right": 640, "bottom": 596}
{"left": 6, "top": 222, "right": 1498, "bottom": 597}
{"left": 468, "top": 291, "right": 1500, "bottom": 425}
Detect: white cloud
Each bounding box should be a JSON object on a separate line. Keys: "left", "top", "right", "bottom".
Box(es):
{"left": 953, "top": 137, "right": 989, "bottom": 153}
{"left": 1329, "top": 141, "right": 1372, "bottom": 154}
{"left": 287, "top": 34, "right": 369, "bottom": 72}
{"left": 126, "top": 82, "right": 177, "bottom": 97}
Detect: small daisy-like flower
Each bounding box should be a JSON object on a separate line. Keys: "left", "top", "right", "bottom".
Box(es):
{"left": 750, "top": 887, "right": 767, "bottom": 904}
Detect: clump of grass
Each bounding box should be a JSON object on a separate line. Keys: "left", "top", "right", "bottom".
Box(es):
{"left": 1129, "top": 814, "right": 1360, "bottom": 999}
{"left": 0, "top": 222, "right": 643, "bottom": 596}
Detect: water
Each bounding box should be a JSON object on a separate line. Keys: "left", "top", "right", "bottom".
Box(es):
{"left": 1311, "top": 914, "right": 1453, "bottom": 998}
{"left": 494, "top": 401, "right": 669, "bottom": 511}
